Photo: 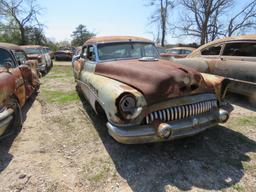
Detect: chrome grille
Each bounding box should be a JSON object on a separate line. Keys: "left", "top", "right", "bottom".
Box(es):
{"left": 145, "top": 100, "right": 217, "bottom": 125}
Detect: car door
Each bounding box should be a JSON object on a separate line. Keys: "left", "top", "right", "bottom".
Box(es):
{"left": 79, "top": 45, "right": 98, "bottom": 105}
{"left": 13, "top": 49, "right": 34, "bottom": 97}
{"left": 217, "top": 41, "right": 256, "bottom": 82}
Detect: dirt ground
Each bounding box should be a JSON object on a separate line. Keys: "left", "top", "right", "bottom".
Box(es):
{"left": 0, "top": 61, "right": 255, "bottom": 192}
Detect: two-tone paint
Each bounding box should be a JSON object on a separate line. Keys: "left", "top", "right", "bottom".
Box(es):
{"left": 73, "top": 36, "right": 232, "bottom": 144}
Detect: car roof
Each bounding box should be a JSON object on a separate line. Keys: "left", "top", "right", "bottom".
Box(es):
{"left": 84, "top": 36, "right": 153, "bottom": 45}
{"left": 0, "top": 42, "right": 23, "bottom": 51}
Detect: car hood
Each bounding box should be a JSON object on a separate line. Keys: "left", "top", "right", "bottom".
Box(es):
{"left": 95, "top": 59, "right": 212, "bottom": 104}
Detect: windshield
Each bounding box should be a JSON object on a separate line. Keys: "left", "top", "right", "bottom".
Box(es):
{"left": 24, "top": 48, "right": 41, "bottom": 55}
{"left": 97, "top": 42, "right": 159, "bottom": 61}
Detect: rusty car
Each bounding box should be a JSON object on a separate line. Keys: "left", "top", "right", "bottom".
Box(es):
{"left": 72, "top": 36, "right": 232, "bottom": 144}
{"left": 21, "top": 45, "right": 52, "bottom": 74}
{"left": 43, "top": 46, "right": 54, "bottom": 60}
{"left": 54, "top": 47, "right": 74, "bottom": 61}
{"left": 0, "top": 43, "right": 40, "bottom": 139}
{"left": 160, "top": 47, "right": 195, "bottom": 60}
{"left": 173, "top": 35, "right": 256, "bottom": 100}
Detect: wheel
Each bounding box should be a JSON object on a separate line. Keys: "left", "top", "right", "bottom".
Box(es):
{"left": 0, "top": 99, "right": 23, "bottom": 140}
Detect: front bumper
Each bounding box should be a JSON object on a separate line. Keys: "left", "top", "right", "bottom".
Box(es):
{"left": 0, "top": 108, "right": 14, "bottom": 136}
{"left": 107, "top": 108, "right": 230, "bottom": 144}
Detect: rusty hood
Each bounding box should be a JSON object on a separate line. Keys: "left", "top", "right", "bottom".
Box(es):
{"left": 95, "top": 59, "right": 212, "bottom": 104}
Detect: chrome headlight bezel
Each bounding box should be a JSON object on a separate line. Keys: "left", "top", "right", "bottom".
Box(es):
{"left": 117, "top": 93, "right": 142, "bottom": 120}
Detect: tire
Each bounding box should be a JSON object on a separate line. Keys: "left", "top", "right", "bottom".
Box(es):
{"left": 0, "top": 99, "right": 23, "bottom": 140}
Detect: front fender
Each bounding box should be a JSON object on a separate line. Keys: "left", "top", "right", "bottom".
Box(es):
{"left": 173, "top": 58, "right": 210, "bottom": 73}
{"left": 79, "top": 71, "right": 147, "bottom": 124}
{"left": 201, "top": 73, "right": 230, "bottom": 100}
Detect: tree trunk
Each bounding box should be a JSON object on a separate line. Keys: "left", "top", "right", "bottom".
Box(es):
{"left": 19, "top": 25, "right": 26, "bottom": 45}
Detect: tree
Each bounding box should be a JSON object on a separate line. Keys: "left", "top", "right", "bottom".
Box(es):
{"left": 181, "top": 0, "right": 232, "bottom": 45}
{"left": 148, "top": 0, "right": 175, "bottom": 46}
{"left": 25, "top": 26, "right": 47, "bottom": 45}
{"left": 225, "top": 1, "right": 256, "bottom": 36}
{"left": 0, "top": 0, "right": 43, "bottom": 45}
{"left": 71, "top": 24, "right": 95, "bottom": 46}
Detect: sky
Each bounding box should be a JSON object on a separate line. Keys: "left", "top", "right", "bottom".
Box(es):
{"left": 40, "top": 0, "right": 157, "bottom": 42}
{"left": 39, "top": 0, "right": 250, "bottom": 44}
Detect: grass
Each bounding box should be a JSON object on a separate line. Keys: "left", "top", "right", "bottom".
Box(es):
{"left": 227, "top": 116, "right": 256, "bottom": 128}
{"left": 41, "top": 89, "right": 79, "bottom": 104}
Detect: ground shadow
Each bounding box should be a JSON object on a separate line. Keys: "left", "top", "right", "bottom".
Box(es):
{"left": 226, "top": 93, "right": 256, "bottom": 112}
{"left": 0, "top": 92, "right": 37, "bottom": 173}
{"left": 79, "top": 94, "right": 256, "bottom": 192}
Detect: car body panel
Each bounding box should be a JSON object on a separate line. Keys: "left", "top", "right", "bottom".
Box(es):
{"left": 173, "top": 35, "right": 256, "bottom": 97}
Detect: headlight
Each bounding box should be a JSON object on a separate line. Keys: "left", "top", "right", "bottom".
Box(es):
{"left": 118, "top": 93, "right": 142, "bottom": 120}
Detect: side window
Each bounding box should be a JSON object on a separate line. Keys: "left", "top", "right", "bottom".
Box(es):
{"left": 0, "top": 48, "right": 15, "bottom": 67}
{"left": 87, "top": 45, "right": 96, "bottom": 61}
{"left": 223, "top": 42, "right": 256, "bottom": 57}
{"left": 14, "top": 50, "right": 27, "bottom": 65}
{"left": 81, "top": 46, "right": 87, "bottom": 58}
{"left": 201, "top": 45, "right": 222, "bottom": 55}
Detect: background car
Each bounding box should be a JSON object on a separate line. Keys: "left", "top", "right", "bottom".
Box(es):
{"left": 73, "top": 36, "right": 231, "bottom": 144}
{"left": 21, "top": 45, "right": 52, "bottom": 74}
{"left": 54, "top": 47, "right": 73, "bottom": 61}
{"left": 173, "top": 35, "right": 256, "bottom": 100}
{"left": 160, "top": 47, "right": 195, "bottom": 59}
{"left": 0, "top": 43, "right": 40, "bottom": 139}
{"left": 43, "top": 46, "right": 54, "bottom": 59}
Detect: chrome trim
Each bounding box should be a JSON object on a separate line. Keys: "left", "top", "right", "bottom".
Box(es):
{"left": 144, "top": 99, "right": 218, "bottom": 125}
{"left": 107, "top": 108, "right": 230, "bottom": 144}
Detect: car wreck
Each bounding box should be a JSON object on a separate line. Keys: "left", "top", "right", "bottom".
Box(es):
{"left": 172, "top": 35, "right": 256, "bottom": 100}
{"left": 0, "top": 43, "right": 40, "bottom": 139}
{"left": 73, "top": 36, "right": 232, "bottom": 144}
{"left": 21, "top": 45, "right": 52, "bottom": 75}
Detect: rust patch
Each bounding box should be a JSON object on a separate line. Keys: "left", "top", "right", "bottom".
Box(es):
{"left": 95, "top": 59, "right": 212, "bottom": 104}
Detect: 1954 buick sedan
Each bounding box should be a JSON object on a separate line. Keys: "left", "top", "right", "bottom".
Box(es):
{"left": 73, "top": 36, "right": 232, "bottom": 144}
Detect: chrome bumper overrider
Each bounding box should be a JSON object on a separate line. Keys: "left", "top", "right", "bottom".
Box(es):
{"left": 107, "top": 108, "right": 230, "bottom": 144}
{"left": 0, "top": 108, "right": 14, "bottom": 136}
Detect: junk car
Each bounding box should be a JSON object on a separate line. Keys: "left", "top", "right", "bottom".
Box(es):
{"left": 73, "top": 36, "right": 232, "bottom": 144}
{"left": 21, "top": 45, "right": 52, "bottom": 74}
{"left": 160, "top": 47, "right": 195, "bottom": 60}
{"left": 173, "top": 35, "right": 256, "bottom": 99}
{"left": 0, "top": 43, "right": 40, "bottom": 138}
{"left": 54, "top": 47, "right": 73, "bottom": 61}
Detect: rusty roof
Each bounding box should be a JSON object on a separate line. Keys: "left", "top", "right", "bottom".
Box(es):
{"left": 0, "top": 42, "right": 22, "bottom": 50}
{"left": 85, "top": 36, "right": 153, "bottom": 45}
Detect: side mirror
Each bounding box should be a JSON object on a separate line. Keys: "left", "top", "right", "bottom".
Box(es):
{"left": 4, "top": 62, "right": 12, "bottom": 72}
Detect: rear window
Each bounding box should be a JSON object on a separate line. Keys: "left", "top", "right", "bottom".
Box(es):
{"left": 223, "top": 42, "right": 256, "bottom": 57}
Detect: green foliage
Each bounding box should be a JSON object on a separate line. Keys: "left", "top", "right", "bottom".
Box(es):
{"left": 41, "top": 90, "right": 79, "bottom": 105}
{"left": 71, "top": 24, "right": 95, "bottom": 46}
